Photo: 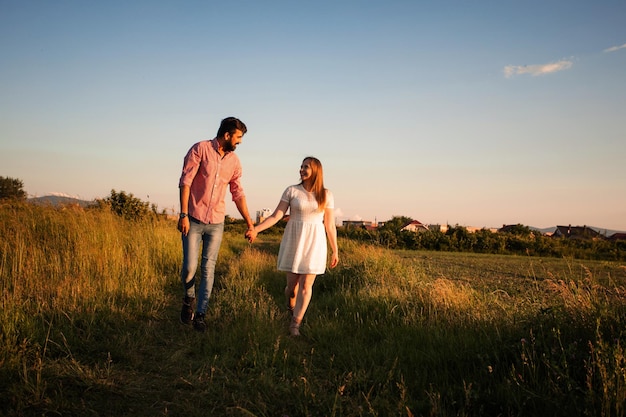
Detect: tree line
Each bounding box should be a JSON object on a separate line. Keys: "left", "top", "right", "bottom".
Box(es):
{"left": 338, "top": 216, "right": 625, "bottom": 261}
{"left": 3, "top": 176, "right": 622, "bottom": 261}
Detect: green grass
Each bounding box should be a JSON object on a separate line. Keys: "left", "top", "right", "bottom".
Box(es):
{"left": 1, "top": 202, "right": 626, "bottom": 416}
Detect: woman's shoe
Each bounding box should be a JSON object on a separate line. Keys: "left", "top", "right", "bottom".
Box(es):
{"left": 289, "top": 318, "right": 301, "bottom": 336}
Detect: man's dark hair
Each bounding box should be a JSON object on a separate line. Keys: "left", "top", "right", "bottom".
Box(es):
{"left": 217, "top": 117, "right": 247, "bottom": 137}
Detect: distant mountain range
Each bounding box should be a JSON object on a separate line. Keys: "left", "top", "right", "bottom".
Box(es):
{"left": 28, "top": 195, "right": 94, "bottom": 208}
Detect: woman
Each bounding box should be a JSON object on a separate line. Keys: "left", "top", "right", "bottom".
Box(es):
{"left": 247, "top": 157, "right": 339, "bottom": 336}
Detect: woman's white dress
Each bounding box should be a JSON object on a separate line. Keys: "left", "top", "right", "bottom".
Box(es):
{"left": 277, "top": 185, "right": 334, "bottom": 274}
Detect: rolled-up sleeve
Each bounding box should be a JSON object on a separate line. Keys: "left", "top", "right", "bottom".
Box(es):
{"left": 179, "top": 144, "right": 202, "bottom": 187}
{"left": 229, "top": 162, "right": 245, "bottom": 202}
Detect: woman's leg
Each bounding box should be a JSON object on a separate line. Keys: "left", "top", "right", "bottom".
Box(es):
{"left": 285, "top": 272, "right": 299, "bottom": 313}
{"left": 290, "top": 274, "right": 317, "bottom": 335}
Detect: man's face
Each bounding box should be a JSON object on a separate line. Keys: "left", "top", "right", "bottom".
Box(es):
{"left": 224, "top": 129, "right": 244, "bottom": 152}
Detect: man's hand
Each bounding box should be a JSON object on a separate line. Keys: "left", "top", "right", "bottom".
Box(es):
{"left": 245, "top": 227, "right": 257, "bottom": 243}
{"left": 178, "top": 217, "right": 190, "bottom": 236}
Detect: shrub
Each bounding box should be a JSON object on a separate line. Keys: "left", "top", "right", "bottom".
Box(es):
{"left": 94, "top": 189, "right": 155, "bottom": 221}
{"left": 0, "top": 176, "right": 27, "bottom": 200}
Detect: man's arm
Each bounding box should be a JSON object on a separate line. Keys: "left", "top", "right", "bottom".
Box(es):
{"left": 234, "top": 196, "right": 254, "bottom": 229}
{"left": 178, "top": 185, "right": 191, "bottom": 235}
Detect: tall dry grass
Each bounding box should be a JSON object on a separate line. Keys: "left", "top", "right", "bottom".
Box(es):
{"left": 1, "top": 202, "right": 180, "bottom": 413}
{"left": 2, "top": 202, "right": 626, "bottom": 416}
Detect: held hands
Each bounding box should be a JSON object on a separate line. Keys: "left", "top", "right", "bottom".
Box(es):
{"left": 245, "top": 226, "right": 257, "bottom": 243}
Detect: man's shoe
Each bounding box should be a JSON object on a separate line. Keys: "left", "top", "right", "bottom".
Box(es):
{"left": 180, "top": 297, "right": 195, "bottom": 325}
{"left": 193, "top": 313, "right": 207, "bottom": 332}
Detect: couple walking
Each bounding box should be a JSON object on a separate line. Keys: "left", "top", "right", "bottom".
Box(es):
{"left": 177, "top": 117, "right": 339, "bottom": 336}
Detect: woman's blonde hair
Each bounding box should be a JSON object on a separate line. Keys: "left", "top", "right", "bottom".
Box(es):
{"left": 301, "top": 156, "right": 327, "bottom": 211}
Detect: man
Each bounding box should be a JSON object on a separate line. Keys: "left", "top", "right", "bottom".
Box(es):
{"left": 178, "top": 117, "right": 254, "bottom": 332}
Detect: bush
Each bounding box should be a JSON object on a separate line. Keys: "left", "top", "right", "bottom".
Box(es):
{"left": 94, "top": 189, "right": 155, "bottom": 221}
{"left": 0, "top": 176, "right": 27, "bottom": 200}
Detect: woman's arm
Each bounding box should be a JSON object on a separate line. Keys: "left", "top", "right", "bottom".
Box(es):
{"left": 248, "top": 200, "right": 289, "bottom": 242}
{"left": 324, "top": 207, "right": 339, "bottom": 268}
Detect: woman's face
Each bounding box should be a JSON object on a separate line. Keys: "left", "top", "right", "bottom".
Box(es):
{"left": 300, "top": 159, "right": 313, "bottom": 182}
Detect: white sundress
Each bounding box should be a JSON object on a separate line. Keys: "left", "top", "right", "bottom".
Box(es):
{"left": 277, "top": 185, "right": 334, "bottom": 275}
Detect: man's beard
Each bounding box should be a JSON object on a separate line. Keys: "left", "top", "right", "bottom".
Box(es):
{"left": 223, "top": 139, "right": 237, "bottom": 152}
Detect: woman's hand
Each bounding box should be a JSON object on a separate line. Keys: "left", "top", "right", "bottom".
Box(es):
{"left": 329, "top": 252, "right": 339, "bottom": 268}
{"left": 246, "top": 227, "right": 258, "bottom": 243}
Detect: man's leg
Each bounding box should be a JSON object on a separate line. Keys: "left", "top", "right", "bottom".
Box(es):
{"left": 193, "top": 222, "right": 224, "bottom": 332}
{"left": 195, "top": 222, "right": 224, "bottom": 316}
{"left": 180, "top": 220, "right": 202, "bottom": 324}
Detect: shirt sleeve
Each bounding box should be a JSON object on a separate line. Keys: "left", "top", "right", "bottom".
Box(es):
{"left": 228, "top": 157, "right": 246, "bottom": 202}
{"left": 179, "top": 142, "right": 202, "bottom": 187}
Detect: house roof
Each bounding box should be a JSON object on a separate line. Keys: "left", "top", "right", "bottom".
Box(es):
{"left": 608, "top": 232, "right": 626, "bottom": 240}
{"left": 553, "top": 225, "right": 603, "bottom": 239}
{"left": 401, "top": 220, "right": 429, "bottom": 231}
{"left": 403, "top": 220, "right": 424, "bottom": 227}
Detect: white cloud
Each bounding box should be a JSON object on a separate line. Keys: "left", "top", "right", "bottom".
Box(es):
{"left": 504, "top": 59, "right": 573, "bottom": 78}
{"left": 604, "top": 43, "right": 626, "bottom": 53}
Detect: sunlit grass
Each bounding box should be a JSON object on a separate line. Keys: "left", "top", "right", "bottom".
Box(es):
{"left": 1, "top": 201, "right": 626, "bottom": 416}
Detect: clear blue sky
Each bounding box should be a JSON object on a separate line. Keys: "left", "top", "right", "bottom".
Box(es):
{"left": 1, "top": 1, "right": 625, "bottom": 231}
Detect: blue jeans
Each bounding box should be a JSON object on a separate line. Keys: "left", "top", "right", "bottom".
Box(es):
{"left": 181, "top": 218, "right": 224, "bottom": 315}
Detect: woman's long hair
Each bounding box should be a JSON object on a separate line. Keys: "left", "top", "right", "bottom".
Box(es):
{"left": 301, "top": 156, "right": 327, "bottom": 211}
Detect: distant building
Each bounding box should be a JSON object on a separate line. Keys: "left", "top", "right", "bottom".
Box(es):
{"left": 498, "top": 224, "right": 520, "bottom": 233}
{"left": 427, "top": 224, "right": 449, "bottom": 233}
{"left": 401, "top": 220, "right": 429, "bottom": 233}
{"left": 428, "top": 224, "right": 495, "bottom": 233}
{"left": 342, "top": 220, "right": 376, "bottom": 228}
{"left": 498, "top": 224, "right": 537, "bottom": 236}
{"left": 552, "top": 225, "right": 603, "bottom": 240}
{"left": 608, "top": 233, "right": 626, "bottom": 241}
{"left": 464, "top": 226, "right": 487, "bottom": 233}
{"left": 256, "top": 208, "right": 272, "bottom": 223}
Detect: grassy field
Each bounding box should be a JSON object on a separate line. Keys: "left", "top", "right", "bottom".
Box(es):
{"left": 1, "top": 202, "right": 626, "bottom": 416}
